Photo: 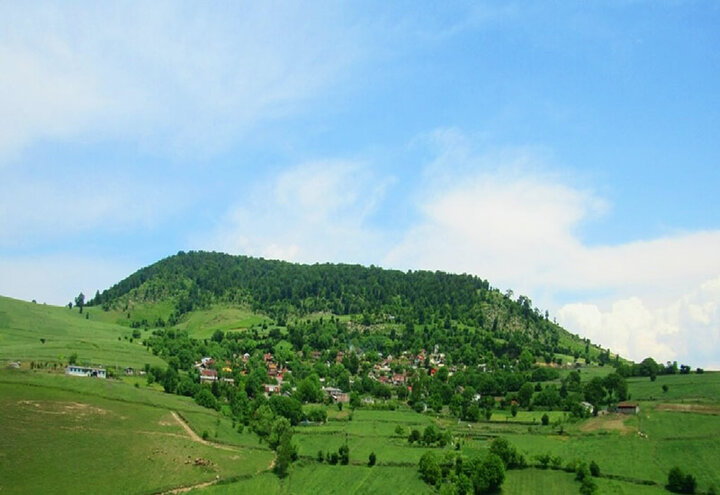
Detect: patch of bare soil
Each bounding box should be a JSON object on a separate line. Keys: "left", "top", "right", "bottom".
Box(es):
{"left": 580, "top": 414, "right": 633, "bottom": 434}
{"left": 17, "top": 400, "right": 108, "bottom": 417}
{"left": 656, "top": 403, "right": 720, "bottom": 415}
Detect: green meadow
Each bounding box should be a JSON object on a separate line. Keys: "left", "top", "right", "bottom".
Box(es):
{"left": 0, "top": 296, "right": 165, "bottom": 369}
{"left": 0, "top": 369, "right": 273, "bottom": 495}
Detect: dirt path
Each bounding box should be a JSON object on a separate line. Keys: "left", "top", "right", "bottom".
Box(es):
{"left": 169, "top": 411, "right": 240, "bottom": 452}
{"left": 158, "top": 478, "right": 221, "bottom": 494}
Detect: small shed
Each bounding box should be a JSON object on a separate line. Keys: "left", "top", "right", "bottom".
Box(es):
{"left": 617, "top": 401, "right": 639, "bottom": 414}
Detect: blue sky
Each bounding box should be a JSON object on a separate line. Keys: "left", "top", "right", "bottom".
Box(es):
{"left": 1, "top": 1, "right": 719, "bottom": 368}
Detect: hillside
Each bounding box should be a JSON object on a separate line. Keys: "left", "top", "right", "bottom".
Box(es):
{"left": 89, "top": 251, "right": 608, "bottom": 365}
{"left": 1, "top": 253, "right": 718, "bottom": 494}
{"left": 0, "top": 296, "right": 165, "bottom": 369}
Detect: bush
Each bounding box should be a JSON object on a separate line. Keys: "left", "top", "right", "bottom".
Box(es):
{"left": 419, "top": 452, "right": 442, "bottom": 485}
{"left": 580, "top": 477, "right": 598, "bottom": 495}
{"left": 541, "top": 413, "right": 549, "bottom": 426}
{"left": 305, "top": 407, "right": 327, "bottom": 423}
{"left": 536, "top": 453, "right": 551, "bottom": 469}
{"left": 489, "top": 437, "right": 526, "bottom": 469}
{"left": 368, "top": 451, "right": 376, "bottom": 466}
{"left": 338, "top": 444, "right": 350, "bottom": 465}
{"left": 667, "top": 466, "right": 697, "bottom": 494}
{"left": 589, "top": 460, "right": 600, "bottom": 477}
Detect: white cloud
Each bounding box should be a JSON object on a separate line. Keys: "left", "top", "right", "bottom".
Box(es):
{"left": 0, "top": 2, "right": 361, "bottom": 159}
{"left": 558, "top": 278, "right": 720, "bottom": 367}
{"left": 199, "top": 160, "right": 393, "bottom": 264}
{"left": 382, "top": 132, "right": 720, "bottom": 368}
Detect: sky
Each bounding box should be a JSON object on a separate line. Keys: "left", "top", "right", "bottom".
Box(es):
{"left": 1, "top": 1, "right": 719, "bottom": 369}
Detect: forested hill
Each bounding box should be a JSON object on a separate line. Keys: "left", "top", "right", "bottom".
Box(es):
{"left": 88, "top": 251, "right": 605, "bottom": 362}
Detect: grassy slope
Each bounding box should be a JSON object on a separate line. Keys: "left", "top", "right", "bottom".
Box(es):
{"left": 0, "top": 369, "right": 273, "bottom": 495}
{"left": 174, "top": 305, "right": 271, "bottom": 339}
{"left": 0, "top": 296, "right": 165, "bottom": 369}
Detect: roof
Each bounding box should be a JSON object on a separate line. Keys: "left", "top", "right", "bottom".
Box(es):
{"left": 617, "top": 401, "right": 638, "bottom": 408}
{"left": 200, "top": 369, "right": 218, "bottom": 377}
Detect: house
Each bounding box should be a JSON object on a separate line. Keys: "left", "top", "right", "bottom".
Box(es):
{"left": 199, "top": 369, "right": 218, "bottom": 383}
{"left": 617, "top": 402, "right": 639, "bottom": 414}
{"left": 391, "top": 374, "right": 406, "bottom": 385}
{"left": 264, "top": 383, "right": 281, "bottom": 395}
{"left": 124, "top": 367, "right": 135, "bottom": 376}
{"left": 322, "top": 386, "right": 349, "bottom": 403}
{"left": 66, "top": 365, "right": 106, "bottom": 379}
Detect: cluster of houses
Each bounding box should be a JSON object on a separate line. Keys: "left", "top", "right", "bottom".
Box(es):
{"left": 194, "top": 356, "right": 235, "bottom": 384}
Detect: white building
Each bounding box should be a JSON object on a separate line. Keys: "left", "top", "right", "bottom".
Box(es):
{"left": 65, "top": 365, "right": 106, "bottom": 378}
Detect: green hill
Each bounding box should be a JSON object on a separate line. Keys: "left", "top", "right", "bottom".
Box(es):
{"left": 0, "top": 295, "right": 165, "bottom": 369}
{"left": 88, "top": 250, "right": 608, "bottom": 365}
{"left": 1, "top": 252, "right": 718, "bottom": 494}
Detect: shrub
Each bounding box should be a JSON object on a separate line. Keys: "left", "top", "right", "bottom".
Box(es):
{"left": 580, "top": 477, "right": 598, "bottom": 495}
{"left": 589, "top": 460, "right": 600, "bottom": 477}
{"left": 338, "top": 444, "right": 350, "bottom": 465}
{"left": 419, "top": 452, "right": 442, "bottom": 485}
{"left": 368, "top": 452, "right": 376, "bottom": 466}
{"left": 669, "top": 467, "right": 697, "bottom": 494}
{"left": 541, "top": 413, "right": 550, "bottom": 426}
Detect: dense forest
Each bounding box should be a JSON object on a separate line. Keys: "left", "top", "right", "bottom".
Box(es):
{"left": 90, "top": 251, "right": 571, "bottom": 348}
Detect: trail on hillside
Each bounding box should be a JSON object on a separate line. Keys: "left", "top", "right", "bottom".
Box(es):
{"left": 170, "top": 411, "right": 239, "bottom": 452}
{"left": 157, "top": 478, "right": 221, "bottom": 495}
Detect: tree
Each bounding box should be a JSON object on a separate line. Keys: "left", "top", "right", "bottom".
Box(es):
{"left": 419, "top": 451, "right": 442, "bottom": 485}
{"left": 408, "top": 429, "right": 421, "bottom": 444}
{"left": 75, "top": 293, "right": 85, "bottom": 314}
{"left": 589, "top": 460, "right": 600, "bottom": 477}
{"left": 423, "top": 425, "right": 440, "bottom": 445}
{"left": 274, "top": 430, "right": 296, "bottom": 478}
{"left": 489, "top": 437, "right": 525, "bottom": 469}
{"left": 368, "top": 451, "right": 376, "bottom": 467}
{"left": 518, "top": 382, "right": 534, "bottom": 408}
{"left": 469, "top": 453, "right": 505, "bottom": 493}
{"left": 667, "top": 466, "right": 696, "bottom": 493}
{"left": 268, "top": 395, "right": 303, "bottom": 425}
{"left": 338, "top": 444, "right": 350, "bottom": 465}
{"left": 511, "top": 403, "right": 518, "bottom": 417}
{"left": 194, "top": 387, "right": 218, "bottom": 410}
{"left": 541, "top": 413, "right": 549, "bottom": 426}
{"left": 268, "top": 417, "right": 292, "bottom": 450}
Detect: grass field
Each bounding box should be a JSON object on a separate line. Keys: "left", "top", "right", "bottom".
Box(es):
{"left": 628, "top": 371, "right": 720, "bottom": 402}
{"left": 174, "top": 305, "right": 271, "bottom": 339}
{"left": 0, "top": 369, "right": 273, "bottom": 495}
{"left": 0, "top": 296, "right": 165, "bottom": 369}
